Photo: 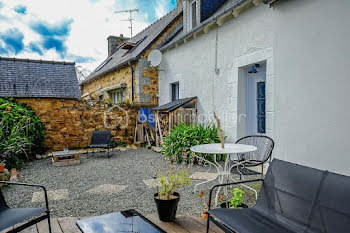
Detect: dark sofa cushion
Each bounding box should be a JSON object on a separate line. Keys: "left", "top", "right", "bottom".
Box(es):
{"left": 307, "top": 172, "right": 350, "bottom": 233}
{"left": 208, "top": 208, "right": 300, "bottom": 233}
{"left": 256, "top": 159, "right": 324, "bottom": 227}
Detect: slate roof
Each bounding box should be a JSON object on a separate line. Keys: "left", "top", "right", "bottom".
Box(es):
{"left": 81, "top": 9, "right": 182, "bottom": 85}
{"left": 152, "top": 97, "right": 196, "bottom": 112}
{"left": 0, "top": 57, "right": 81, "bottom": 99}
{"left": 161, "top": 0, "right": 249, "bottom": 50}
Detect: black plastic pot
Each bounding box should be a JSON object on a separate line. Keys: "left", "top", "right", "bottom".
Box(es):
{"left": 154, "top": 192, "right": 180, "bottom": 222}
{"left": 219, "top": 202, "right": 248, "bottom": 209}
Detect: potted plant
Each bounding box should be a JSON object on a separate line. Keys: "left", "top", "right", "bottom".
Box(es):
{"left": 154, "top": 168, "right": 192, "bottom": 222}
{"left": 220, "top": 188, "right": 248, "bottom": 209}
{"left": 0, "top": 161, "right": 5, "bottom": 173}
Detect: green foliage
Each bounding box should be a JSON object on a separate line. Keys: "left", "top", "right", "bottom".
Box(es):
{"left": 0, "top": 98, "right": 45, "bottom": 169}
{"left": 229, "top": 188, "right": 245, "bottom": 208}
{"left": 158, "top": 169, "right": 192, "bottom": 199}
{"left": 162, "top": 122, "right": 224, "bottom": 163}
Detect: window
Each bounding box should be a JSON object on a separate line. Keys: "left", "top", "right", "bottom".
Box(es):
{"left": 171, "top": 82, "right": 179, "bottom": 101}
{"left": 191, "top": 1, "right": 197, "bottom": 29}
{"left": 257, "top": 81, "right": 266, "bottom": 133}
{"left": 109, "top": 89, "right": 124, "bottom": 104}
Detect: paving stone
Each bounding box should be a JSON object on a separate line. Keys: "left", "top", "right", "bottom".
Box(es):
{"left": 143, "top": 178, "right": 160, "bottom": 189}
{"left": 32, "top": 189, "right": 69, "bottom": 202}
{"left": 86, "top": 184, "right": 127, "bottom": 194}
{"left": 190, "top": 172, "right": 218, "bottom": 180}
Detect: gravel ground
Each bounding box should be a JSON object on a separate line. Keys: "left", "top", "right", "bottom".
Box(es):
{"left": 2, "top": 148, "right": 260, "bottom": 218}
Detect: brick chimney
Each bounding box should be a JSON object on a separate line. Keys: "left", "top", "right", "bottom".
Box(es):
{"left": 107, "top": 34, "right": 128, "bottom": 57}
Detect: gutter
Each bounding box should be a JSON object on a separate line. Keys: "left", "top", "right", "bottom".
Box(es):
{"left": 160, "top": 0, "right": 251, "bottom": 51}
{"left": 128, "top": 61, "right": 135, "bottom": 102}
{"left": 80, "top": 58, "right": 136, "bottom": 86}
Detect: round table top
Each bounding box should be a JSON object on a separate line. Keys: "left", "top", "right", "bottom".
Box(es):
{"left": 190, "top": 143, "right": 257, "bottom": 154}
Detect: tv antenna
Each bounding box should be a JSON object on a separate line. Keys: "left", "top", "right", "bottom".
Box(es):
{"left": 115, "top": 8, "right": 139, "bottom": 38}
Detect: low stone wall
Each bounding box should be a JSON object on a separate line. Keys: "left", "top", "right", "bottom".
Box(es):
{"left": 16, "top": 98, "right": 138, "bottom": 152}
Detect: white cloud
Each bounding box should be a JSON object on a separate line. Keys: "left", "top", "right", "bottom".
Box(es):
{"left": 0, "top": 0, "right": 157, "bottom": 71}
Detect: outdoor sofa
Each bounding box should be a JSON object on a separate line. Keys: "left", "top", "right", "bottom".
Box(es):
{"left": 207, "top": 159, "right": 350, "bottom": 233}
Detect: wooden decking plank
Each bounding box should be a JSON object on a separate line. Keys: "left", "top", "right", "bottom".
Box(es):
{"left": 37, "top": 218, "right": 62, "bottom": 233}
{"left": 173, "top": 215, "right": 207, "bottom": 233}
{"left": 57, "top": 217, "right": 80, "bottom": 233}
{"left": 191, "top": 216, "right": 224, "bottom": 233}
{"left": 147, "top": 214, "right": 190, "bottom": 233}
{"left": 0, "top": 226, "right": 13, "bottom": 233}
{"left": 18, "top": 224, "right": 37, "bottom": 233}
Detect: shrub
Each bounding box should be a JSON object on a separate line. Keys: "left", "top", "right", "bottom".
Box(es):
{"left": 0, "top": 98, "right": 45, "bottom": 169}
{"left": 162, "top": 122, "right": 225, "bottom": 163}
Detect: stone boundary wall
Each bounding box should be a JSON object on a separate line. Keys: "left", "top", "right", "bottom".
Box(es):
{"left": 16, "top": 98, "right": 138, "bottom": 152}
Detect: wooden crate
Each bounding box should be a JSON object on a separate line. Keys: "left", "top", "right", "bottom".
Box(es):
{"left": 52, "top": 150, "right": 80, "bottom": 167}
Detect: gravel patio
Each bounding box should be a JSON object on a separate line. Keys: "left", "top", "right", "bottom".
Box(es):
{"left": 2, "top": 148, "right": 260, "bottom": 218}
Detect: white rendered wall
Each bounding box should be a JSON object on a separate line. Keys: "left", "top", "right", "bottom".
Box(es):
{"left": 272, "top": 0, "right": 350, "bottom": 175}
{"left": 159, "top": 5, "right": 274, "bottom": 142}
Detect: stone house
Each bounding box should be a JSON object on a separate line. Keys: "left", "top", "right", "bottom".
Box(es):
{"left": 157, "top": 0, "right": 350, "bottom": 175}
{"left": 80, "top": 3, "right": 183, "bottom": 107}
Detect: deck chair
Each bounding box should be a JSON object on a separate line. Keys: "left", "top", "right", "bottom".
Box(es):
{"left": 88, "top": 130, "right": 114, "bottom": 158}
{"left": 0, "top": 181, "right": 51, "bottom": 233}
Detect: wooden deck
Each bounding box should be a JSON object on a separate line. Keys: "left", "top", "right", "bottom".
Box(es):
{"left": 2, "top": 215, "right": 224, "bottom": 233}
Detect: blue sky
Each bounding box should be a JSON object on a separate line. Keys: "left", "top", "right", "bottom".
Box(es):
{"left": 0, "top": 0, "right": 176, "bottom": 70}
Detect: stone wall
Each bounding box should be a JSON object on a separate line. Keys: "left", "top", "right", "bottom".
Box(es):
{"left": 16, "top": 98, "right": 138, "bottom": 152}
{"left": 81, "top": 64, "right": 135, "bottom": 102}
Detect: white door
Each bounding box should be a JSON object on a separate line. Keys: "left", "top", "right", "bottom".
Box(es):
{"left": 246, "top": 63, "right": 266, "bottom": 135}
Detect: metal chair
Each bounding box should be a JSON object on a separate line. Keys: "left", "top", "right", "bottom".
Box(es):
{"left": 88, "top": 131, "right": 114, "bottom": 158}
{"left": 0, "top": 181, "right": 51, "bottom": 233}
{"left": 230, "top": 135, "right": 274, "bottom": 179}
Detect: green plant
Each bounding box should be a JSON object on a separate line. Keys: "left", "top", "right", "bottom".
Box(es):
{"left": 0, "top": 98, "right": 45, "bottom": 169}
{"left": 162, "top": 122, "right": 224, "bottom": 163}
{"left": 229, "top": 188, "right": 245, "bottom": 208}
{"left": 158, "top": 168, "right": 192, "bottom": 200}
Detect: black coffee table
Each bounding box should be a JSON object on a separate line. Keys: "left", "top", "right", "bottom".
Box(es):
{"left": 76, "top": 209, "right": 165, "bottom": 233}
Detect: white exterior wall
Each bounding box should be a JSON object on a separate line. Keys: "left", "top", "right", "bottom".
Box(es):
{"left": 272, "top": 0, "right": 350, "bottom": 175}
{"left": 159, "top": 5, "right": 274, "bottom": 142}
{"left": 160, "top": 0, "right": 350, "bottom": 175}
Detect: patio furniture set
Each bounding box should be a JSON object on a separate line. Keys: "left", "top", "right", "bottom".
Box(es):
{"left": 1, "top": 135, "right": 349, "bottom": 233}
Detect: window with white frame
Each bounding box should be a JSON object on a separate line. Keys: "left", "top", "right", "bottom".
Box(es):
{"left": 109, "top": 89, "right": 124, "bottom": 104}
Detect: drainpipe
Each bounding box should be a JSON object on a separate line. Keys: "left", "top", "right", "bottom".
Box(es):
{"left": 128, "top": 61, "right": 135, "bottom": 102}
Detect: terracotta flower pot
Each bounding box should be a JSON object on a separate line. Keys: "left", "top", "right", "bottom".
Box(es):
{"left": 0, "top": 163, "right": 5, "bottom": 173}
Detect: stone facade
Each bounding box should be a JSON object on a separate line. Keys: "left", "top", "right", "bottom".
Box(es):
{"left": 81, "top": 15, "right": 183, "bottom": 107}
{"left": 16, "top": 98, "right": 138, "bottom": 152}
{"left": 81, "top": 65, "right": 135, "bottom": 103}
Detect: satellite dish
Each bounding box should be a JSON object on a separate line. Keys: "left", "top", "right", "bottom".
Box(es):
{"left": 147, "top": 49, "right": 162, "bottom": 67}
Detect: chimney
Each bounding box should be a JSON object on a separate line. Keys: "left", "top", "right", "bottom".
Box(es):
{"left": 176, "top": 0, "right": 183, "bottom": 12}
{"left": 107, "top": 34, "right": 128, "bottom": 57}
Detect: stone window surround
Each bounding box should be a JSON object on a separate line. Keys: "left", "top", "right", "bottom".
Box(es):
{"left": 97, "top": 83, "right": 127, "bottom": 102}
{"left": 229, "top": 47, "right": 275, "bottom": 140}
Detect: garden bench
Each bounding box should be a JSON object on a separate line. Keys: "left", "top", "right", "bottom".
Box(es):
{"left": 207, "top": 159, "right": 350, "bottom": 233}
{"left": 0, "top": 181, "right": 51, "bottom": 233}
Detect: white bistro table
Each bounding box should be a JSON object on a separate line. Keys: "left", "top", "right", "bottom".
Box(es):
{"left": 190, "top": 143, "right": 257, "bottom": 206}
